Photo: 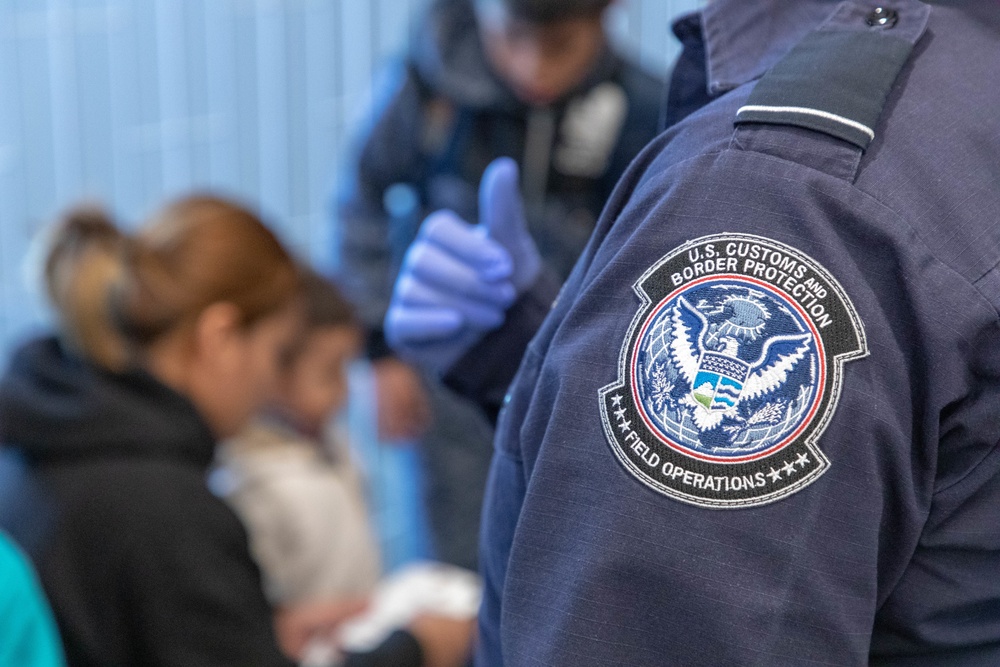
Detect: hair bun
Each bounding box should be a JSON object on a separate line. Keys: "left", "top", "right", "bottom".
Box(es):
{"left": 44, "top": 204, "right": 123, "bottom": 278}
{"left": 43, "top": 203, "right": 130, "bottom": 370}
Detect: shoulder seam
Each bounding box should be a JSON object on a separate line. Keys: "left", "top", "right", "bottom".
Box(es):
{"left": 721, "top": 147, "right": 1000, "bottom": 324}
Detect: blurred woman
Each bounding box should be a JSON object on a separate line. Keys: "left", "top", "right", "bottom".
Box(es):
{"left": 0, "top": 196, "right": 473, "bottom": 667}
{"left": 0, "top": 197, "right": 306, "bottom": 666}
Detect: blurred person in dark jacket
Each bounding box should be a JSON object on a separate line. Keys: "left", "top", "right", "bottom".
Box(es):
{"left": 0, "top": 199, "right": 466, "bottom": 667}
{"left": 335, "top": 0, "right": 663, "bottom": 569}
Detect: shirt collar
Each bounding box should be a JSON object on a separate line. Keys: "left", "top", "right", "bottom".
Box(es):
{"left": 700, "top": 0, "right": 846, "bottom": 95}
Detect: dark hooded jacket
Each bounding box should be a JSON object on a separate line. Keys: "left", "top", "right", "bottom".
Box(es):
{"left": 335, "top": 0, "right": 664, "bottom": 355}
{"left": 0, "top": 337, "right": 295, "bottom": 667}
{"left": 332, "top": 0, "right": 665, "bottom": 572}
{"left": 0, "top": 338, "right": 426, "bottom": 667}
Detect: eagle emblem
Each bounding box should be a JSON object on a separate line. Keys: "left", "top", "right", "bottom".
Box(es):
{"left": 630, "top": 283, "right": 822, "bottom": 458}
{"left": 669, "top": 296, "right": 812, "bottom": 432}
{"left": 601, "top": 234, "right": 867, "bottom": 508}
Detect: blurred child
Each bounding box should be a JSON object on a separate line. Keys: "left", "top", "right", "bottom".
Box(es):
{"left": 336, "top": 0, "right": 665, "bottom": 571}
{"left": 216, "top": 270, "right": 475, "bottom": 665}
{"left": 216, "top": 270, "right": 380, "bottom": 606}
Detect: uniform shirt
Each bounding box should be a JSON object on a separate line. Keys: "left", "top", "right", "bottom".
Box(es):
{"left": 461, "top": 1, "right": 1000, "bottom": 665}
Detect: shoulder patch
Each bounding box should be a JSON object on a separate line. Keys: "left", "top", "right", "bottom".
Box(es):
{"left": 600, "top": 234, "right": 867, "bottom": 508}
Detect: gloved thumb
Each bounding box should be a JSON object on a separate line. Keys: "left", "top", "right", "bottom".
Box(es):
{"left": 479, "top": 157, "right": 541, "bottom": 292}
{"left": 480, "top": 157, "right": 526, "bottom": 243}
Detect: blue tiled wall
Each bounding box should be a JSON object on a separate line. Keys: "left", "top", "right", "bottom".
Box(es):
{"left": 0, "top": 0, "right": 704, "bottom": 567}
{"left": 0, "top": 0, "right": 703, "bottom": 353}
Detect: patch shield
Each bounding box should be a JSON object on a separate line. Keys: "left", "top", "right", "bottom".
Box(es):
{"left": 600, "top": 234, "right": 867, "bottom": 508}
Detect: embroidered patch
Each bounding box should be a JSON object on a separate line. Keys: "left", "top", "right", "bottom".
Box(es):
{"left": 600, "top": 234, "right": 867, "bottom": 508}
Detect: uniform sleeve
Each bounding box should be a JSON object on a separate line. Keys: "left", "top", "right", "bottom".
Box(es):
{"left": 870, "top": 316, "right": 1000, "bottom": 663}
{"left": 474, "top": 448, "right": 527, "bottom": 667}
{"left": 443, "top": 267, "right": 561, "bottom": 423}
{"left": 475, "top": 123, "right": 1000, "bottom": 663}
{"left": 121, "top": 474, "right": 294, "bottom": 667}
{"left": 334, "top": 63, "right": 429, "bottom": 358}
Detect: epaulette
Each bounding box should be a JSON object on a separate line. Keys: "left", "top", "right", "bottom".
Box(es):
{"left": 735, "top": 2, "right": 930, "bottom": 151}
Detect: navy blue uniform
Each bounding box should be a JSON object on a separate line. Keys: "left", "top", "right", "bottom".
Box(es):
{"left": 453, "top": 1, "right": 1000, "bottom": 664}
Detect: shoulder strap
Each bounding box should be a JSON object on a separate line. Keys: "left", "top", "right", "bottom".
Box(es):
{"left": 734, "top": 1, "right": 930, "bottom": 152}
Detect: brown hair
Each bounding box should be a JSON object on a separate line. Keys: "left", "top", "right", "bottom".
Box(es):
{"left": 44, "top": 195, "right": 301, "bottom": 371}
{"left": 281, "top": 268, "right": 358, "bottom": 367}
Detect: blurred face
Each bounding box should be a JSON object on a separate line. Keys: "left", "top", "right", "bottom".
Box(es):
{"left": 277, "top": 325, "right": 361, "bottom": 436}
{"left": 478, "top": 8, "right": 607, "bottom": 107}
{"left": 189, "top": 303, "right": 303, "bottom": 439}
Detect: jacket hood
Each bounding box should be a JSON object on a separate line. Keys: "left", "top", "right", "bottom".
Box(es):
{"left": 409, "top": 0, "right": 621, "bottom": 110}
{"left": 0, "top": 337, "right": 216, "bottom": 468}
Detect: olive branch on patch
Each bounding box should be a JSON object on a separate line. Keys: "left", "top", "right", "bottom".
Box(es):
{"left": 650, "top": 362, "right": 675, "bottom": 413}
{"left": 723, "top": 400, "right": 785, "bottom": 436}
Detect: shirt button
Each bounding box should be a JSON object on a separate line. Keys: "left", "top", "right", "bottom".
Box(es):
{"left": 866, "top": 7, "right": 899, "bottom": 28}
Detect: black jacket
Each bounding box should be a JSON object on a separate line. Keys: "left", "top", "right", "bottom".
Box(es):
{"left": 0, "top": 337, "right": 294, "bottom": 667}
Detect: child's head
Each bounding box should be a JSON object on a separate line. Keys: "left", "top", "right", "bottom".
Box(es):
{"left": 44, "top": 195, "right": 302, "bottom": 438}
{"left": 274, "top": 270, "right": 361, "bottom": 435}
{"left": 473, "top": 0, "right": 613, "bottom": 106}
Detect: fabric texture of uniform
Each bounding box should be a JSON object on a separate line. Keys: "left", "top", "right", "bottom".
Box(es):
{"left": 334, "top": 0, "right": 663, "bottom": 569}
{"left": 0, "top": 532, "right": 66, "bottom": 667}
{"left": 215, "top": 417, "right": 382, "bottom": 605}
{"left": 458, "top": 1, "right": 1000, "bottom": 664}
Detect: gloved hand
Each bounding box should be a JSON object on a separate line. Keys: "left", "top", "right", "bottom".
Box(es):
{"left": 385, "top": 157, "right": 542, "bottom": 373}
{"left": 479, "top": 157, "right": 541, "bottom": 293}
{"left": 384, "top": 209, "right": 516, "bottom": 372}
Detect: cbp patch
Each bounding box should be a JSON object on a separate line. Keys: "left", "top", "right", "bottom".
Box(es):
{"left": 600, "top": 234, "right": 867, "bottom": 508}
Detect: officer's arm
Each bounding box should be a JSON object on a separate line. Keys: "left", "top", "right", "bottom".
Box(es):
{"left": 442, "top": 269, "right": 560, "bottom": 423}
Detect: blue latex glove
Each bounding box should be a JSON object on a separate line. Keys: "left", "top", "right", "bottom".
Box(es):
{"left": 479, "top": 157, "right": 541, "bottom": 293}
{"left": 385, "top": 209, "right": 517, "bottom": 372}
{"left": 385, "top": 157, "right": 542, "bottom": 373}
